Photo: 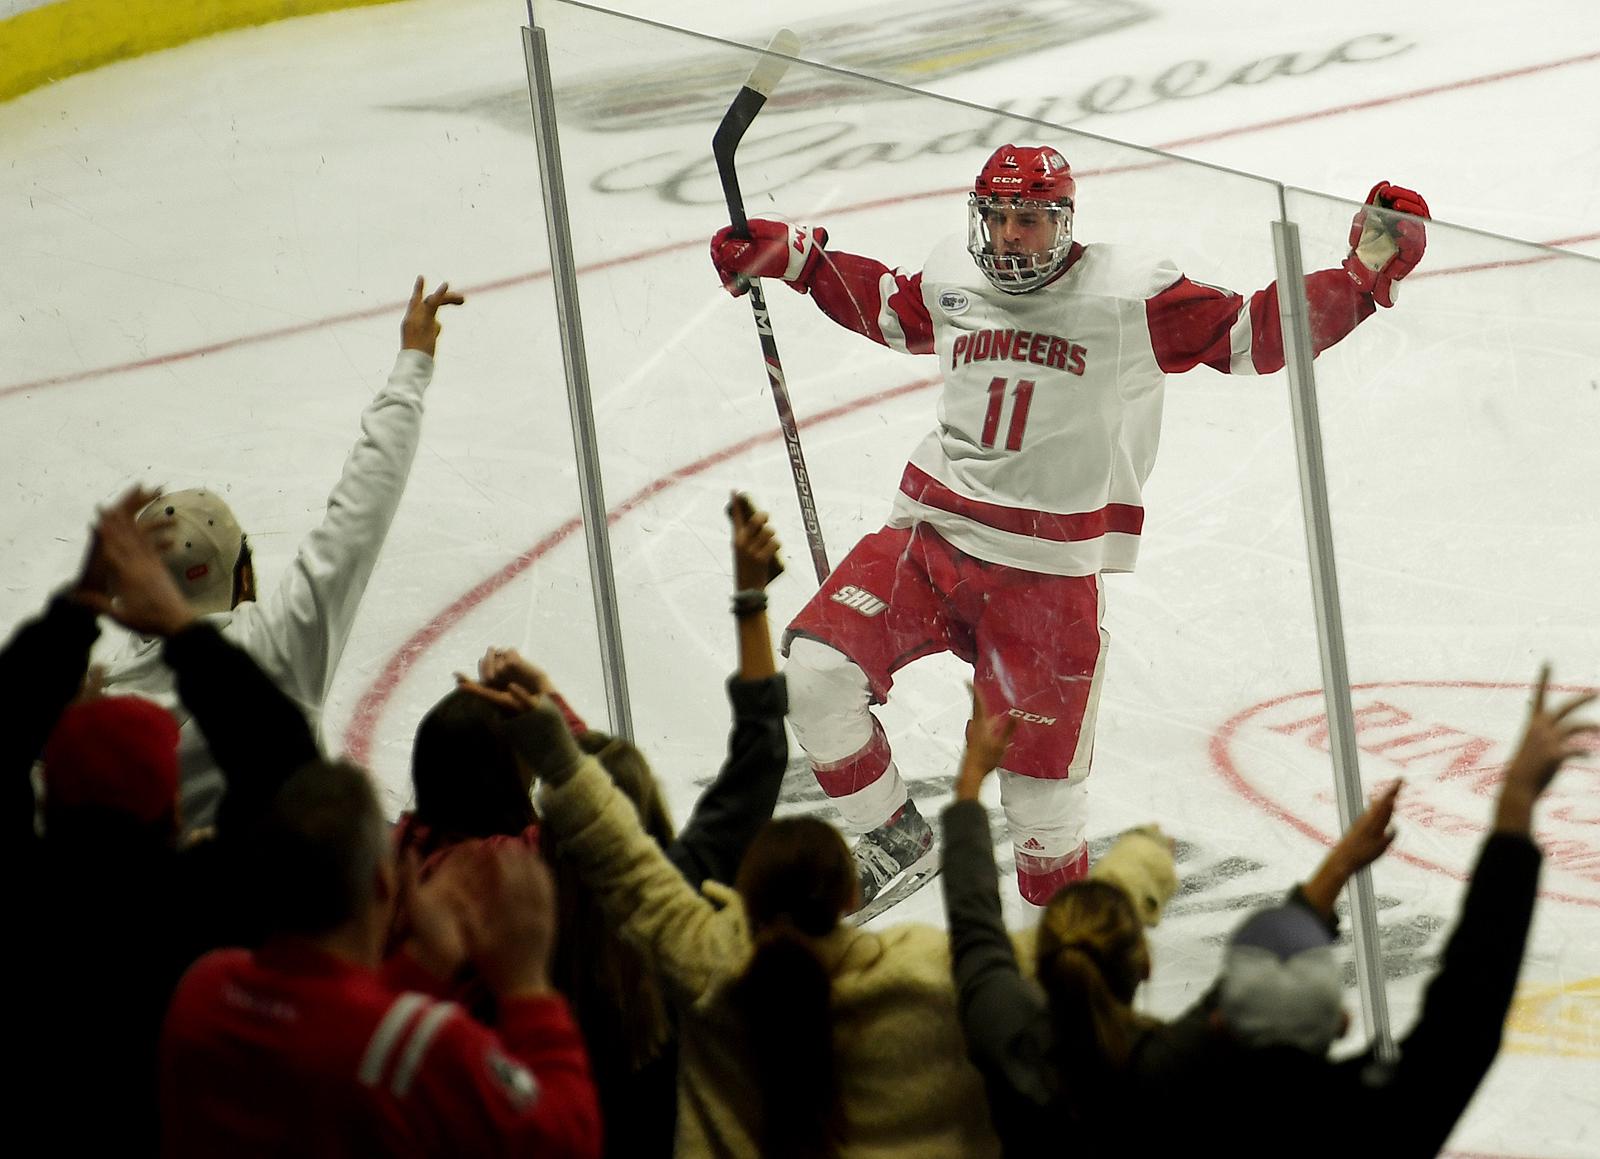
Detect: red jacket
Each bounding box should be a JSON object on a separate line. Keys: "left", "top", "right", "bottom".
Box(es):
{"left": 160, "top": 941, "right": 601, "bottom": 1158}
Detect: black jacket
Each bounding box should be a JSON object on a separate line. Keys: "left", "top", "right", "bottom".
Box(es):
{"left": 8, "top": 597, "right": 319, "bottom": 1157}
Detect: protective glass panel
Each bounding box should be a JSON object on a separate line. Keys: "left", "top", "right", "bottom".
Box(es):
{"left": 532, "top": 0, "right": 1344, "bottom": 947}
{"left": 1289, "top": 186, "right": 1600, "bottom": 1142}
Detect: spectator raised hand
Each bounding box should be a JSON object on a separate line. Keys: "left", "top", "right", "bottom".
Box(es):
{"left": 75, "top": 498, "right": 198, "bottom": 638}
{"left": 1495, "top": 665, "right": 1597, "bottom": 834}
{"left": 455, "top": 840, "right": 560, "bottom": 999}
{"left": 400, "top": 276, "right": 466, "bottom": 358}
{"left": 954, "top": 684, "right": 1018, "bottom": 802}
{"left": 391, "top": 847, "right": 476, "bottom": 983}
{"left": 730, "top": 491, "right": 783, "bottom": 590}
{"left": 1300, "top": 779, "right": 1403, "bottom": 920}
{"left": 456, "top": 679, "right": 586, "bottom": 789}
{"left": 67, "top": 483, "right": 163, "bottom": 609}
{"left": 728, "top": 491, "right": 782, "bottom": 681}
{"left": 477, "top": 645, "right": 555, "bottom": 698}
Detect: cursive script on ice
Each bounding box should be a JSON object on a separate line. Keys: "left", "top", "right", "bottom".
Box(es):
{"left": 592, "top": 33, "right": 1414, "bottom": 205}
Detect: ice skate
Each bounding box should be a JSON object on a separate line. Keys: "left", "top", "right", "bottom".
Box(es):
{"left": 850, "top": 799, "right": 935, "bottom": 912}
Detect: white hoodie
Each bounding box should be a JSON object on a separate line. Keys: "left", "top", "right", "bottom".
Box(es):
{"left": 95, "top": 349, "right": 434, "bottom": 829}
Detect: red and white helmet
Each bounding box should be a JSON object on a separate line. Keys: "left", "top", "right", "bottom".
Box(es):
{"left": 967, "top": 144, "right": 1076, "bottom": 293}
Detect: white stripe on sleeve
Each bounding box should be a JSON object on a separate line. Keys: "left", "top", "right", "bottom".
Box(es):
{"left": 876, "top": 271, "right": 912, "bottom": 354}
{"left": 1228, "top": 302, "right": 1256, "bottom": 374}
{"left": 359, "top": 993, "right": 428, "bottom": 1087}
{"left": 392, "top": 1001, "right": 459, "bottom": 1097}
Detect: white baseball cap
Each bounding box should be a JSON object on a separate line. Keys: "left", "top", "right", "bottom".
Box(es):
{"left": 140, "top": 489, "right": 244, "bottom": 615}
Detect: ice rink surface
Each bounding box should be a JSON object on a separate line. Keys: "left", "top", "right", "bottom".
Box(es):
{"left": 4, "top": 1, "right": 1599, "bottom": 1152}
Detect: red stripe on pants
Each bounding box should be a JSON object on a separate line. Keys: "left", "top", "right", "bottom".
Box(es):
{"left": 1015, "top": 844, "right": 1089, "bottom": 905}
{"left": 812, "top": 719, "right": 892, "bottom": 799}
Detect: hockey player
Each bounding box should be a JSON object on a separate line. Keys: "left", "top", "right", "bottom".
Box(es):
{"left": 709, "top": 145, "right": 1428, "bottom": 908}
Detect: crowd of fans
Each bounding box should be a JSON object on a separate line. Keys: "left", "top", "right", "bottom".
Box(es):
{"left": 10, "top": 278, "right": 1594, "bottom": 1158}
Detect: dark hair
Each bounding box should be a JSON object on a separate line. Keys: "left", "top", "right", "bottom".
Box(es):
{"left": 255, "top": 759, "right": 388, "bottom": 936}
{"left": 728, "top": 817, "right": 854, "bottom": 1159}
{"left": 231, "top": 535, "right": 255, "bottom": 605}
{"left": 578, "top": 730, "right": 673, "bottom": 842}
{"left": 410, "top": 688, "right": 536, "bottom": 847}
{"left": 547, "top": 729, "right": 674, "bottom": 1072}
{"left": 1034, "top": 880, "right": 1150, "bottom": 1113}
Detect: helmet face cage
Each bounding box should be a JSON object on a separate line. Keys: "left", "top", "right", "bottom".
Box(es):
{"left": 967, "top": 194, "right": 1074, "bottom": 294}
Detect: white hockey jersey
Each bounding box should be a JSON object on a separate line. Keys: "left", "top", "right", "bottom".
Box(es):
{"left": 803, "top": 234, "right": 1375, "bottom": 576}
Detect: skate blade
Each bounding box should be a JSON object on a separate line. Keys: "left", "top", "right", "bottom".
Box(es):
{"left": 848, "top": 844, "right": 940, "bottom": 926}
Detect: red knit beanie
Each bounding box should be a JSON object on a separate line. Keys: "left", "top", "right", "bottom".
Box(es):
{"left": 42, "top": 696, "right": 180, "bottom": 825}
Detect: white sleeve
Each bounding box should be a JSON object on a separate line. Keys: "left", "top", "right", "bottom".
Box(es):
{"left": 233, "top": 348, "right": 434, "bottom": 708}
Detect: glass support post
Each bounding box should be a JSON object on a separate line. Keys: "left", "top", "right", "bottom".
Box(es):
{"left": 522, "top": 16, "right": 634, "bottom": 740}
{"left": 1272, "top": 210, "right": 1395, "bottom": 1062}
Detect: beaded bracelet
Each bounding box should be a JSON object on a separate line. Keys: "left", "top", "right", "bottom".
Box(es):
{"left": 731, "top": 589, "right": 768, "bottom": 618}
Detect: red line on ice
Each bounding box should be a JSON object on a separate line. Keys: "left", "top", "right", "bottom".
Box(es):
{"left": 0, "top": 245, "right": 690, "bottom": 401}
{"left": 1159, "top": 48, "right": 1600, "bottom": 151}
{"left": 340, "top": 375, "right": 940, "bottom": 762}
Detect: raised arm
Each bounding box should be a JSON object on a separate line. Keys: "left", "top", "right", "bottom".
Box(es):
{"left": 665, "top": 493, "right": 789, "bottom": 887}
{"left": 1378, "top": 667, "right": 1596, "bottom": 1156}
{"left": 167, "top": 627, "right": 319, "bottom": 836}
{"left": 941, "top": 693, "right": 1058, "bottom": 1108}
{"left": 0, "top": 596, "right": 99, "bottom": 840}
{"left": 1297, "top": 779, "right": 1402, "bottom": 921}
{"left": 247, "top": 277, "right": 463, "bottom": 708}
{"left": 727, "top": 490, "right": 781, "bottom": 682}
{"left": 488, "top": 692, "right": 750, "bottom": 1004}
{"left": 710, "top": 219, "right": 934, "bottom": 353}
{"left": 944, "top": 689, "right": 1177, "bottom": 1119}
{"left": 2, "top": 486, "right": 169, "bottom": 798}
{"left": 1147, "top": 181, "right": 1427, "bottom": 376}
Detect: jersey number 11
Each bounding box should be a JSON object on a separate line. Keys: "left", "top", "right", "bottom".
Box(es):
{"left": 980, "top": 377, "right": 1035, "bottom": 452}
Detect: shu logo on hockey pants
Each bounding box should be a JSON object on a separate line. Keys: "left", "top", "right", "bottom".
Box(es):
{"left": 830, "top": 585, "right": 888, "bottom": 616}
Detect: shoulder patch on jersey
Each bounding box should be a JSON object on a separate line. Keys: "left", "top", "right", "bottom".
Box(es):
{"left": 937, "top": 289, "right": 971, "bottom": 316}
{"left": 485, "top": 1048, "right": 540, "bottom": 1111}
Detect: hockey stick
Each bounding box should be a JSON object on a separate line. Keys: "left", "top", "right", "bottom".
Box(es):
{"left": 712, "top": 30, "right": 832, "bottom": 585}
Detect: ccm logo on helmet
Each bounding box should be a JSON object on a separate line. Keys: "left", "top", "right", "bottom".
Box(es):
{"left": 989, "top": 176, "right": 1024, "bottom": 185}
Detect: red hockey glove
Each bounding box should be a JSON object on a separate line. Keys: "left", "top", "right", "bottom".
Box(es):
{"left": 1342, "top": 181, "right": 1429, "bottom": 308}
{"left": 710, "top": 219, "right": 828, "bottom": 297}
